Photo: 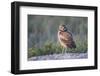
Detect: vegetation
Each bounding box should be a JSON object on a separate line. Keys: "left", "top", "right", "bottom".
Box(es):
{"left": 28, "top": 36, "right": 87, "bottom": 58}
{"left": 28, "top": 15, "right": 88, "bottom": 58}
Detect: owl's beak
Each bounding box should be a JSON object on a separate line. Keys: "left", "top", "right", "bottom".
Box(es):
{"left": 64, "top": 28, "right": 67, "bottom": 31}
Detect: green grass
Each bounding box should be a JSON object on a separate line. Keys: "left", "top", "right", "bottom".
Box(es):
{"left": 28, "top": 36, "right": 87, "bottom": 58}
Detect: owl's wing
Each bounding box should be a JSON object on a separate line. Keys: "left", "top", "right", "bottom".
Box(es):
{"left": 59, "top": 31, "right": 72, "bottom": 40}
{"left": 59, "top": 31, "right": 76, "bottom": 48}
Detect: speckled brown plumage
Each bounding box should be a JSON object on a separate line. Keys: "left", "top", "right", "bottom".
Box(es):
{"left": 58, "top": 25, "right": 76, "bottom": 49}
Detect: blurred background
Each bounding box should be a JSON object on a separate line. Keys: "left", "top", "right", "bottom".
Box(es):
{"left": 28, "top": 15, "right": 88, "bottom": 57}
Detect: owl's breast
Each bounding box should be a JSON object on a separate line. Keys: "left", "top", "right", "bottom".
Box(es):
{"left": 58, "top": 31, "right": 67, "bottom": 48}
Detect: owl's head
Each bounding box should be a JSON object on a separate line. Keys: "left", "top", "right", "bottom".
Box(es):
{"left": 59, "top": 24, "right": 68, "bottom": 32}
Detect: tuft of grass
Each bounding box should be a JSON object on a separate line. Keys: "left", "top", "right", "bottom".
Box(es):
{"left": 28, "top": 37, "right": 87, "bottom": 58}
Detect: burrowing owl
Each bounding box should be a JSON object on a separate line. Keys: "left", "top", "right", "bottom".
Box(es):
{"left": 58, "top": 24, "right": 76, "bottom": 49}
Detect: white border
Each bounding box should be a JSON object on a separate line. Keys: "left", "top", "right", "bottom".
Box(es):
{"left": 20, "top": 6, "right": 94, "bottom": 70}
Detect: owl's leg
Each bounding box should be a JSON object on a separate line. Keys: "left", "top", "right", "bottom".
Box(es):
{"left": 62, "top": 47, "right": 65, "bottom": 54}
{"left": 64, "top": 48, "right": 67, "bottom": 53}
{"left": 62, "top": 47, "right": 66, "bottom": 54}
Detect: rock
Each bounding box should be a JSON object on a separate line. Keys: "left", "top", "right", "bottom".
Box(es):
{"left": 28, "top": 53, "right": 88, "bottom": 61}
